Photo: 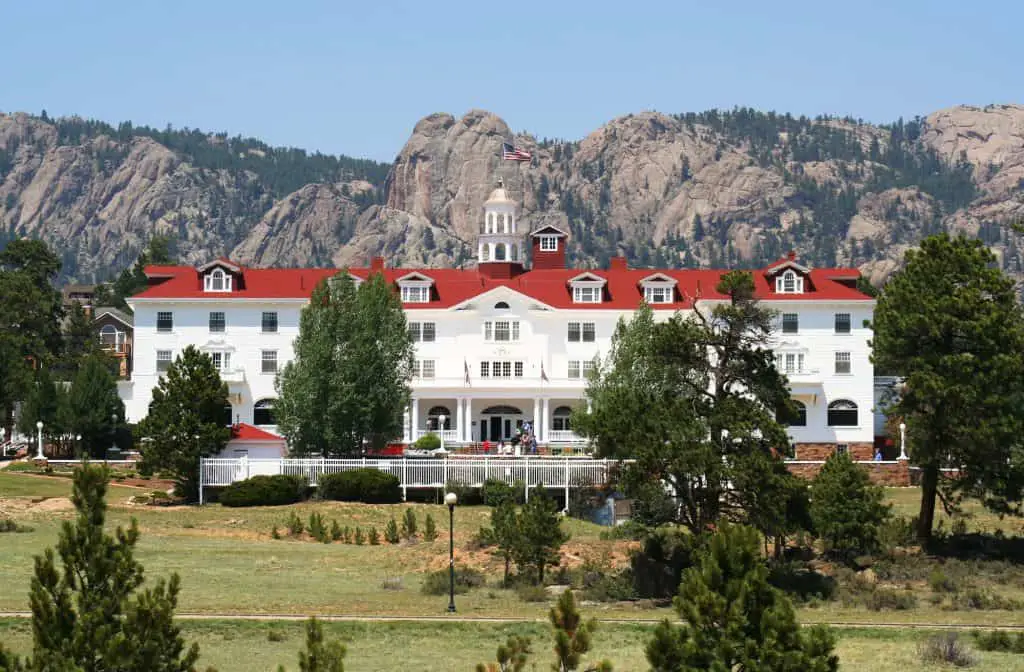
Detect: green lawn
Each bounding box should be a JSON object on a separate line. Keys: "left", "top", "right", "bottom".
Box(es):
{"left": 2, "top": 618, "right": 1022, "bottom": 671}
{"left": 0, "top": 471, "right": 139, "bottom": 500}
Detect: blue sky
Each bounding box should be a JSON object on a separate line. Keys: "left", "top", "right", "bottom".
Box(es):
{"left": 1, "top": 0, "right": 1017, "bottom": 162}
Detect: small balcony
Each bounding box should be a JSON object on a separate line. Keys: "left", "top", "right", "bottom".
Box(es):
{"left": 784, "top": 367, "right": 822, "bottom": 384}
{"left": 220, "top": 368, "right": 247, "bottom": 384}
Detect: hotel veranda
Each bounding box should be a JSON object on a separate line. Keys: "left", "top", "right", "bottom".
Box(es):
{"left": 123, "top": 182, "right": 876, "bottom": 460}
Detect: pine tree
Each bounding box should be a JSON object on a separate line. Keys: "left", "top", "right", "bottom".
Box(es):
{"left": 423, "top": 514, "right": 438, "bottom": 541}
{"left": 490, "top": 501, "right": 519, "bottom": 586}
{"left": 475, "top": 635, "right": 532, "bottom": 672}
{"left": 16, "top": 367, "right": 68, "bottom": 450}
{"left": 59, "top": 301, "right": 98, "bottom": 377}
{"left": 871, "top": 234, "right": 1024, "bottom": 542}
{"left": 646, "top": 524, "right": 838, "bottom": 672}
{"left": 0, "top": 463, "right": 202, "bottom": 670}
{"left": 276, "top": 273, "right": 414, "bottom": 456}
{"left": 291, "top": 617, "right": 346, "bottom": 672}
{"left": 810, "top": 453, "right": 891, "bottom": 560}
{"left": 512, "top": 489, "right": 568, "bottom": 584}
{"left": 137, "top": 346, "right": 231, "bottom": 501}
{"left": 550, "top": 589, "right": 612, "bottom": 672}
{"left": 66, "top": 352, "right": 125, "bottom": 458}
{"left": 401, "top": 508, "right": 418, "bottom": 539}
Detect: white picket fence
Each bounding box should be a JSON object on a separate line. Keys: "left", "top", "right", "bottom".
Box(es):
{"left": 199, "top": 457, "right": 622, "bottom": 505}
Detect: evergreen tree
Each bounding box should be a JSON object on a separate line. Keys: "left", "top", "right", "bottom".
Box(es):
{"left": 58, "top": 302, "right": 98, "bottom": 377}
{"left": 475, "top": 635, "right": 532, "bottom": 672}
{"left": 871, "top": 234, "right": 1024, "bottom": 542}
{"left": 550, "top": 589, "right": 612, "bottom": 672}
{"left": 276, "top": 273, "right": 414, "bottom": 456}
{"left": 489, "top": 501, "right": 519, "bottom": 586}
{"left": 137, "top": 346, "right": 230, "bottom": 501}
{"left": 0, "top": 464, "right": 202, "bottom": 671}
{"left": 511, "top": 489, "right": 568, "bottom": 584}
{"left": 290, "top": 617, "right": 346, "bottom": 672}
{"left": 96, "top": 235, "right": 176, "bottom": 310}
{"left": 67, "top": 353, "right": 125, "bottom": 459}
{"left": 809, "top": 453, "right": 891, "bottom": 560}
{"left": 16, "top": 367, "right": 67, "bottom": 448}
{"left": 646, "top": 525, "right": 838, "bottom": 672}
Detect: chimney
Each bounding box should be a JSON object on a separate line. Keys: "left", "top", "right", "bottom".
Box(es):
{"left": 608, "top": 256, "right": 628, "bottom": 271}
{"left": 370, "top": 256, "right": 386, "bottom": 273}
{"left": 786, "top": 250, "right": 797, "bottom": 261}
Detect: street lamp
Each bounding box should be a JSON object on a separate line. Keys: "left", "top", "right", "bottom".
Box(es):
{"left": 898, "top": 422, "right": 907, "bottom": 461}
{"left": 35, "top": 420, "right": 44, "bottom": 460}
{"left": 75, "top": 435, "right": 82, "bottom": 459}
{"left": 444, "top": 491, "right": 458, "bottom": 613}
{"left": 438, "top": 414, "right": 447, "bottom": 453}
{"left": 111, "top": 413, "right": 119, "bottom": 458}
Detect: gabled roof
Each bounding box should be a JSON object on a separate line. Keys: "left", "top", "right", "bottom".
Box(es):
{"left": 230, "top": 423, "right": 284, "bottom": 442}
{"left": 93, "top": 306, "right": 133, "bottom": 327}
{"left": 395, "top": 271, "right": 434, "bottom": 284}
{"left": 197, "top": 257, "right": 242, "bottom": 273}
{"left": 529, "top": 225, "right": 568, "bottom": 238}
{"left": 567, "top": 272, "right": 606, "bottom": 284}
{"left": 765, "top": 252, "right": 811, "bottom": 276}
{"left": 639, "top": 272, "right": 678, "bottom": 285}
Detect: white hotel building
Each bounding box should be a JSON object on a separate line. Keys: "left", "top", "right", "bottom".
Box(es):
{"left": 124, "top": 183, "right": 876, "bottom": 460}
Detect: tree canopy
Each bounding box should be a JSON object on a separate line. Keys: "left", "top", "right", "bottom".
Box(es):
{"left": 276, "top": 273, "right": 414, "bottom": 456}
{"left": 871, "top": 233, "right": 1024, "bottom": 542}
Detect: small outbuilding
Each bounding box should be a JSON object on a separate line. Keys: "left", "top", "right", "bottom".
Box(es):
{"left": 218, "top": 423, "right": 287, "bottom": 459}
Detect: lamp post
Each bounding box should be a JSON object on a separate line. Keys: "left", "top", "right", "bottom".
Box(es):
{"left": 444, "top": 491, "right": 457, "bottom": 613}
{"left": 898, "top": 422, "right": 907, "bottom": 461}
{"left": 35, "top": 420, "right": 44, "bottom": 460}
{"left": 111, "top": 413, "right": 119, "bottom": 459}
{"left": 75, "top": 435, "right": 82, "bottom": 459}
{"left": 438, "top": 414, "right": 447, "bottom": 453}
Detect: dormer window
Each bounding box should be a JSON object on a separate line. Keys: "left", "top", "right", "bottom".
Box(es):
{"left": 644, "top": 286, "right": 673, "bottom": 304}
{"left": 401, "top": 285, "right": 430, "bottom": 303}
{"left": 204, "top": 268, "right": 232, "bottom": 292}
{"left": 539, "top": 236, "right": 559, "bottom": 252}
{"left": 776, "top": 270, "right": 804, "bottom": 294}
{"left": 573, "top": 286, "right": 601, "bottom": 304}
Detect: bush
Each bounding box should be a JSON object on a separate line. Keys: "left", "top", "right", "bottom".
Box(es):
{"left": 401, "top": 508, "right": 418, "bottom": 539}
{"left": 219, "top": 474, "right": 308, "bottom": 507}
{"left": 630, "top": 529, "right": 705, "bottom": 599}
{"left": 0, "top": 518, "right": 33, "bottom": 533}
{"left": 445, "top": 480, "right": 483, "bottom": 506}
{"left": 929, "top": 568, "right": 957, "bottom": 593}
{"left": 266, "top": 629, "right": 286, "bottom": 643}
{"left": 424, "top": 514, "right": 438, "bottom": 541}
{"left": 809, "top": 453, "right": 891, "bottom": 560}
{"left": 270, "top": 526, "right": 281, "bottom": 540}
{"left": 482, "top": 478, "right": 522, "bottom": 507}
{"left": 354, "top": 528, "right": 364, "bottom": 545}
{"left": 950, "top": 589, "right": 1021, "bottom": 611}
{"left": 317, "top": 469, "right": 402, "bottom": 504}
{"left": 330, "top": 520, "right": 342, "bottom": 541}
{"left": 415, "top": 433, "right": 442, "bottom": 451}
{"left": 973, "top": 630, "right": 1024, "bottom": 653}
{"left": 919, "top": 633, "right": 976, "bottom": 667}
{"left": 369, "top": 527, "right": 380, "bottom": 545}
{"left": 865, "top": 587, "right": 918, "bottom": 611}
{"left": 421, "top": 567, "right": 485, "bottom": 595}
{"left": 515, "top": 583, "right": 549, "bottom": 603}
{"left": 308, "top": 512, "right": 328, "bottom": 542}
{"left": 581, "top": 570, "right": 635, "bottom": 602}
{"left": 286, "top": 512, "right": 304, "bottom": 536}
{"left": 380, "top": 576, "right": 403, "bottom": 591}
{"left": 768, "top": 561, "right": 837, "bottom": 603}
{"left": 384, "top": 518, "right": 400, "bottom": 544}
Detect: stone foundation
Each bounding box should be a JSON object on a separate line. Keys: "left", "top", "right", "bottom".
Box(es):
{"left": 794, "top": 442, "right": 874, "bottom": 461}
{"left": 785, "top": 459, "right": 910, "bottom": 486}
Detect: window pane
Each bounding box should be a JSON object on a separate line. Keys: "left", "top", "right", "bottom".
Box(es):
{"left": 782, "top": 313, "right": 798, "bottom": 334}
{"left": 582, "top": 323, "right": 595, "bottom": 342}
{"left": 480, "top": 361, "right": 489, "bottom": 377}
{"left": 567, "top": 322, "right": 581, "bottom": 341}
{"left": 261, "top": 350, "right": 277, "bottom": 374}
{"left": 422, "top": 323, "right": 436, "bottom": 342}
{"left": 835, "top": 313, "right": 851, "bottom": 334}
{"left": 502, "top": 362, "right": 511, "bottom": 377}
{"left": 494, "top": 321, "right": 510, "bottom": 341}
{"left": 568, "top": 361, "right": 580, "bottom": 379}
{"left": 835, "top": 352, "right": 851, "bottom": 374}
{"left": 156, "top": 350, "right": 172, "bottom": 372}
{"left": 408, "top": 322, "right": 421, "bottom": 341}
{"left": 511, "top": 322, "right": 520, "bottom": 341}
{"left": 484, "top": 322, "right": 493, "bottom": 341}
{"left": 422, "top": 360, "right": 435, "bottom": 378}
{"left": 209, "top": 312, "right": 225, "bottom": 332}
{"left": 261, "top": 312, "right": 278, "bottom": 333}
{"left": 157, "top": 312, "right": 173, "bottom": 332}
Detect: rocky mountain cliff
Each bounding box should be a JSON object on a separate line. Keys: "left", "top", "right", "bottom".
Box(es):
{"left": 2, "top": 105, "right": 1023, "bottom": 284}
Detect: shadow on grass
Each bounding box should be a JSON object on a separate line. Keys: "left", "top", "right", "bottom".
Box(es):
{"left": 925, "top": 533, "right": 1024, "bottom": 564}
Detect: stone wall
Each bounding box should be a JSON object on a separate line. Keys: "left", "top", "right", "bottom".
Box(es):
{"left": 785, "top": 459, "right": 910, "bottom": 486}
{"left": 794, "top": 442, "right": 874, "bottom": 461}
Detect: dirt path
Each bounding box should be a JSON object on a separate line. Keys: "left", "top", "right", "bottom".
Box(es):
{"left": 0, "top": 611, "right": 1021, "bottom": 630}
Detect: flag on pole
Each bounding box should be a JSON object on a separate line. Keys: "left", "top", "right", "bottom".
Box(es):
{"left": 464, "top": 358, "right": 471, "bottom": 386}
{"left": 540, "top": 361, "right": 549, "bottom": 382}
{"left": 502, "top": 142, "right": 532, "bottom": 162}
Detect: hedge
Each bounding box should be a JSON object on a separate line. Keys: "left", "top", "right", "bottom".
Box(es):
{"left": 219, "top": 474, "right": 309, "bottom": 507}
{"left": 318, "top": 469, "right": 402, "bottom": 504}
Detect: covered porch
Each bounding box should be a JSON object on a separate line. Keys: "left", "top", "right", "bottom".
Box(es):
{"left": 401, "top": 394, "right": 590, "bottom": 448}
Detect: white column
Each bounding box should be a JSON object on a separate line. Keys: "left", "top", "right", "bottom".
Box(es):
{"left": 587, "top": 399, "right": 592, "bottom": 413}
{"left": 463, "top": 398, "right": 472, "bottom": 442}
{"left": 402, "top": 407, "right": 411, "bottom": 442}
{"left": 533, "top": 397, "right": 541, "bottom": 432}
{"left": 411, "top": 398, "right": 420, "bottom": 441}
{"left": 541, "top": 398, "right": 550, "bottom": 444}
{"left": 456, "top": 397, "right": 464, "bottom": 443}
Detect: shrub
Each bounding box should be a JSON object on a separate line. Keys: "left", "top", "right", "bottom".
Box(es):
{"left": 973, "top": 630, "right": 1024, "bottom": 653}
{"left": 380, "top": 576, "right": 403, "bottom": 591}
{"left": 286, "top": 512, "right": 304, "bottom": 536}
{"left": 317, "top": 469, "right": 401, "bottom": 504}
{"left": 270, "top": 526, "right": 281, "bottom": 540}
{"left": 930, "top": 568, "right": 957, "bottom": 593}
{"left": 266, "top": 629, "right": 286, "bottom": 643}
{"left": 421, "top": 567, "right": 486, "bottom": 595}
{"left": 445, "top": 480, "right": 483, "bottom": 506}
{"left": 308, "top": 512, "right": 328, "bottom": 542}
{"left": 950, "top": 589, "right": 1021, "bottom": 611}
{"left": 219, "top": 474, "right": 308, "bottom": 507}
{"left": 414, "top": 433, "right": 441, "bottom": 451}
{"left": 581, "top": 570, "right": 635, "bottom": 602}
{"left": 865, "top": 587, "right": 918, "bottom": 611}
{"left": 330, "top": 520, "right": 342, "bottom": 541}
{"left": 354, "top": 528, "right": 365, "bottom": 545}
{"left": 369, "top": 527, "right": 380, "bottom": 545}
{"left": 919, "top": 633, "right": 976, "bottom": 667}
{"left": 877, "top": 515, "right": 917, "bottom": 552}
{"left": 515, "top": 583, "right": 549, "bottom": 603}
{"left": 809, "top": 453, "right": 891, "bottom": 560}
{"left": 630, "top": 529, "right": 705, "bottom": 599}
{"left": 401, "top": 508, "right": 418, "bottom": 539}
{"left": 482, "top": 478, "right": 522, "bottom": 507}
{"left": 384, "top": 518, "right": 400, "bottom": 544}
{"left": 768, "top": 561, "right": 837, "bottom": 603}
{"left": 423, "top": 514, "right": 438, "bottom": 541}
{"left": 0, "top": 518, "right": 33, "bottom": 533}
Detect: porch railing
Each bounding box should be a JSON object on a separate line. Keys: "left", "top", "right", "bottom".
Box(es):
{"left": 199, "top": 456, "right": 623, "bottom": 505}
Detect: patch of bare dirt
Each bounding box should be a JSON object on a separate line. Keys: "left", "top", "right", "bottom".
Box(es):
{"left": 0, "top": 496, "right": 74, "bottom": 516}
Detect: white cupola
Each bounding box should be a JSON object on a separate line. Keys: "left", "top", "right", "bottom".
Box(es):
{"left": 477, "top": 178, "right": 525, "bottom": 272}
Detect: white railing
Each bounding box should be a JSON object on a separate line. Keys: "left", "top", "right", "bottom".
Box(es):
{"left": 547, "top": 430, "right": 585, "bottom": 444}
{"left": 412, "top": 429, "right": 464, "bottom": 443}
{"left": 199, "top": 457, "right": 623, "bottom": 504}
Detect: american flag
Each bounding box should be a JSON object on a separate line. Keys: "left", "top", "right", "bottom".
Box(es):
{"left": 502, "top": 142, "right": 532, "bottom": 162}
{"left": 464, "top": 358, "right": 471, "bottom": 386}
{"left": 540, "top": 361, "right": 549, "bottom": 382}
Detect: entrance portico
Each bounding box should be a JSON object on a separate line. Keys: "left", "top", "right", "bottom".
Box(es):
{"left": 402, "top": 392, "right": 590, "bottom": 446}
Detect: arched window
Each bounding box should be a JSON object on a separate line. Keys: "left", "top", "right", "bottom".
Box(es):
{"left": 495, "top": 243, "right": 507, "bottom": 261}
{"left": 253, "top": 398, "right": 277, "bottom": 426}
{"left": 222, "top": 404, "right": 234, "bottom": 427}
{"left": 827, "top": 400, "right": 858, "bottom": 427}
{"left": 494, "top": 301, "right": 510, "bottom": 310}
{"left": 99, "top": 324, "right": 122, "bottom": 350}
{"left": 481, "top": 245, "right": 491, "bottom": 262}
{"left": 511, "top": 245, "right": 519, "bottom": 262}
{"left": 204, "top": 268, "right": 231, "bottom": 292}
{"left": 776, "top": 270, "right": 803, "bottom": 294}
{"left": 788, "top": 400, "right": 807, "bottom": 427}
{"left": 481, "top": 405, "right": 523, "bottom": 415}
{"left": 552, "top": 406, "right": 573, "bottom": 431}
{"left": 427, "top": 405, "right": 451, "bottom": 431}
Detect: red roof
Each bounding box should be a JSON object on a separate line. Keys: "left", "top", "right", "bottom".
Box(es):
{"left": 230, "top": 423, "right": 284, "bottom": 442}
{"left": 132, "top": 258, "right": 873, "bottom": 307}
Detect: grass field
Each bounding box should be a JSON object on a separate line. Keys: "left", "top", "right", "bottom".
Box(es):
{"left": 2, "top": 618, "right": 1023, "bottom": 671}
{"left": 2, "top": 471, "right": 1024, "bottom": 669}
